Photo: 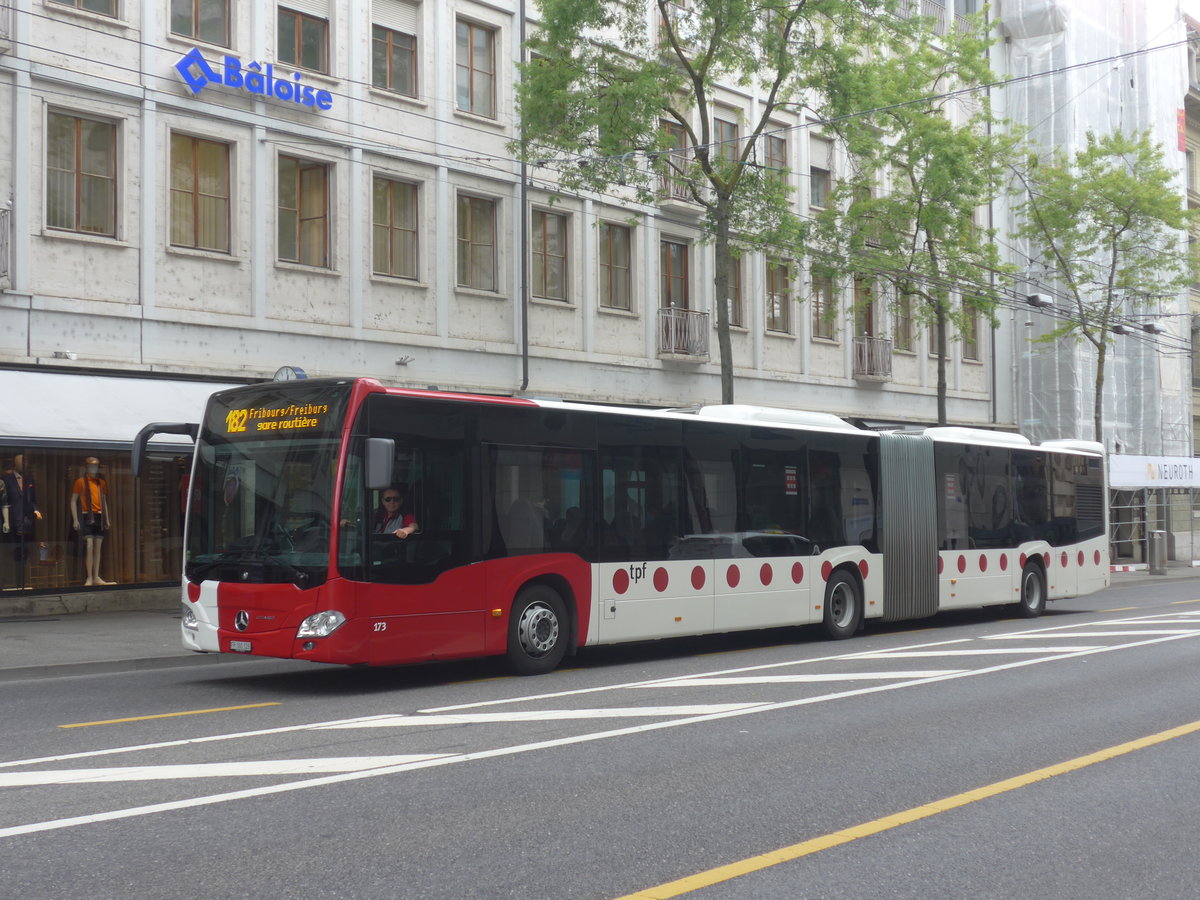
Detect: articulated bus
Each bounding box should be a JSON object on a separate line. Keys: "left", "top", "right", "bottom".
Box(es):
{"left": 136, "top": 377, "right": 1108, "bottom": 675}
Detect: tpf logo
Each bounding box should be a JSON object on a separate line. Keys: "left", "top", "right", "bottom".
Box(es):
{"left": 174, "top": 48, "right": 334, "bottom": 111}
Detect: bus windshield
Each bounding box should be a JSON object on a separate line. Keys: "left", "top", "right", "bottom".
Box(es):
{"left": 185, "top": 381, "right": 352, "bottom": 586}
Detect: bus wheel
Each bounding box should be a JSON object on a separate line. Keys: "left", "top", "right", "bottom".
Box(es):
{"left": 507, "top": 585, "right": 568, "bottom": 675}
{"left": 822, "top": 570, "right": 862, "bottom": 640}
{"left": 1016, "top": 564, "right": 1046, "bottom": 618}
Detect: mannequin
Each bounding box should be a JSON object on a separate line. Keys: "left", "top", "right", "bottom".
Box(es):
{"left": 71, "top": 456, "right": 114, "bottom": 586}
{"left": 3, "top": 454, "right": 42, "bottom": 588}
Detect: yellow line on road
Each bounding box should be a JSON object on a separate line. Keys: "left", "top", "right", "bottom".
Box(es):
{"left": 59, "top": 703, "right": 281, "bottom": 729}
{"left": 615, "top": 718, "right": 1200, "bottom": 899}
{"left": 1170, "top": 599, "right": 1200, "bottom": 605}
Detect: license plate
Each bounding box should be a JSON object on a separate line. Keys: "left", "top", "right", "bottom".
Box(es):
{"left": 229, "top": 640, "right": 252, "bottom": 653}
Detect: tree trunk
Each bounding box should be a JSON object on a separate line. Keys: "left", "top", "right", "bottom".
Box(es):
{"left": 713, "top": 200, "right": 735, "bottom": 405}
{"left": 1093, "top": 341, "right": 1107, "bottom": 444}
{"left": 936, "top": 303, "right": 948, "bottom": 425}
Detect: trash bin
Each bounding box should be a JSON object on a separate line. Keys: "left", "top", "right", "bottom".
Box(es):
{"left": 1149, "top": 530, "right": 1167, "bottom": 575}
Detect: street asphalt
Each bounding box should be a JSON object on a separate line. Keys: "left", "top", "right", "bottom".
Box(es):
{"left": 0, "top": 566, "right": 1195, "bottom": 682}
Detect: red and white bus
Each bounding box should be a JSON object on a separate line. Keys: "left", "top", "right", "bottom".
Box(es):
{"left": 136, "top": 377, "right": 1109, "bottom": 674}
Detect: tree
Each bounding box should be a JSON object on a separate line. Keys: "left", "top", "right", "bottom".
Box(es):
{"left": 1015, "top": 130, "right": 1195, "bottom": 442}
{"left": 515, "top": 0, "right": 910, "bottom": 404}
{"left": 810, "top": 8, "right": 1015, "bottom": 424}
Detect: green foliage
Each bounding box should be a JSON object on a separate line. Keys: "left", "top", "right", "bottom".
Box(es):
{"left": 1016, "top": 129, "right": 1195, "bottom": 347}
{"left": 1015, "top": 128, "right": 1195, "bottom": 441}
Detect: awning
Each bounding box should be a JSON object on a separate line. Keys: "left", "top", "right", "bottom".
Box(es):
{"left": 0, "top": 369, "right": 245, "bottom": 446}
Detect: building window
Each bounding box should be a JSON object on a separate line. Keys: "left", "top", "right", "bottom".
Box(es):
{"left": 372, "top": 177, "right": 417, "bottom": 279}
{"left": 962, "top": 309, "right": 980, "bottom": 360}
{"left": 278, "top": 155, "right": 329, "bottom": 267}
{"left": 170, "top": 0, "right": 229, "bottom": 46}
{"left": 169, "top": 133, "right": 230, "bottom": 253}
{"left": 810, "top": 166, "right": 831, "bottom": 209}
{"left": 455, "top": 20, "right": 495, "bottom": 118}
{"left": 457, "top": 194, "right": 496, "bottom": 291}
{"left": 854, "top": 277, "right": 876, "bottom": 335}
{"left": 532, "top": 210, "right": 568, "bottom": 301}
{"left": 810, "top": 135, "right": 833, "bottom": 208}
{"left": 892, "top": 288, "right": 913, "bottom": 351}
{"left": 660, "top": 239, "right": 689, "bottom": 308}
{"left": 766, "top": 262, "right": 791, "bottom": 333}
{"left": 372, "top": 25, "right": 416, "bottom": 97}
{"left": 599, "top": 223, "right": 631, "bottom": 311}
{"left": 46, "top": 112, "right": 117, "bottom": 237}
{"left": 764, "top": 133, "right": 786, "bottom": 182}
{"left": 727, "top": 256, "right": 743, "bottom": 327}
{"left": 278, "top": 7, "right": 329, "bottom": 74}
{"left": 811, "top": 270, "right": 836, "bottom": 340}
{"left": 661, "top": 119, "right": 690, "bottom": 200}
{"left": 49, "top": 0, "right": 116, "bottom": 16}
{"left": 715, "top": 117, "right": 739, "bottom": 164}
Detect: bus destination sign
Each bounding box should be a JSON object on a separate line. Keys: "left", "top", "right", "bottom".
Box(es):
{"left": 224, "top": 402, "right": 331, "bottom": 435}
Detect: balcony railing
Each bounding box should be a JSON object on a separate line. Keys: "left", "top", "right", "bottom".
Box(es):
{"left": 658, "top": 307, "right": 709, "bottom": 360}
{"left": 853, "top": 335, "right": 892, "bottom": 381}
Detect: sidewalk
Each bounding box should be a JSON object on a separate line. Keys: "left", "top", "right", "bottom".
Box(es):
{"left": 0, "top": 563, "right": 1196, "bottom": 681}
{"left": 0, "top": 608, "right": 251, "bottom": 682}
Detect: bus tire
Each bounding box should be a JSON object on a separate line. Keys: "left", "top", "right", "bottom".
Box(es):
{"left": 822, "top": 569, "right": 862, "bottom": 640}
{"left": 1016, "top": 563, "right": 1046, "bottom": 618}
{"left": 507, "top": 585, "right": 569, "bottom": 675}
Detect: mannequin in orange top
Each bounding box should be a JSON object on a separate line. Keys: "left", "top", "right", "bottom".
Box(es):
{"left": 71, "top": 457, "right": 114, "bottom": 586}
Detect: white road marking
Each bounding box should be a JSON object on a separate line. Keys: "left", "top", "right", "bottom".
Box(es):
{"left": 985, "top": 630, "right": 1200, "bottom": 639}
{"left": 854, "top": 647, "right": 1102, "bottom": 657}
{"left": 0, "top": 756, "right": 448, "bottom": 787}
{"left": 315, "top": 705, "right": 764, "bottom": 728}
{"left": 640, "top": 671, "right": 965, "bottom": 687}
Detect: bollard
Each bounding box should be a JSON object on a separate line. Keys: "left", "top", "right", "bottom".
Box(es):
{"left": 1149, "top": 531, "right": 1167, "bottom": 575}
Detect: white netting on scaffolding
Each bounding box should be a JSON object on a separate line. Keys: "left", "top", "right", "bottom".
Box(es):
{"left": 999, "top": 0, "right": 1192, "bottom": 454}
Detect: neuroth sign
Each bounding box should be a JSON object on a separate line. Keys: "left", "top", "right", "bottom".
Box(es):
{"left": 174, "top": 48, "right": 334, "bottom": 111}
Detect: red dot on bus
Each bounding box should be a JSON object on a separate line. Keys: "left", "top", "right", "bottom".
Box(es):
{"left": 187, "top": 582, "right": 201, "bottom": 603}
{"left": 938, "top": 556, "right": 944, "bottom": 575}
{"left": 653, "top": 567, "right": 669, "bottom": 592}
{"left": 1000, "top": 554, "right": 1008, "bottom": 571}
{"left": 1019, "top": 553, "right": 1027, "bottom": 568}
{"left": 858, "top": 559, "right": 869, "bottom": 579}
{"left": 792, "top": 562, "right": 804, "bottom": 584}
{"left": 957, "top": 555, "right": 966, "bottom": 574}
{"left": 1060, "top": 552, "right": 1067, "bottom": 568}
{"left": 1043, "top": 552, "right": 1051, "bottom": 567}
{"left": 1077, "top": 551, "right": 1084, "bottom": 567}
{"left": 979, "top": 554, "right": 988, "bottom": 573}
{"left": 613, "top": 569, "right": 629, "bottom": 595}
{"left": 691, "top": 566, "right": 706, "bottom": 590}
{"left": 821, "top": 561, "right": 833, "bottom": 581}
{"left": 760, "top": 564, "right": 773, "bottom": 586}
{"left": 727, "top": 565, "right": 741, "bottom": 588}
{"left": 1094, "top": 550, "right": 1101, "bottom": 566}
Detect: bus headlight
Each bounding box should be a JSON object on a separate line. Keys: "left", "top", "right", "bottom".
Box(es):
{"left": 182, "top": 604, "right": 199, "bottom": 632}
{"left": 296, "top": 610, "right": 347, "bottom": 639}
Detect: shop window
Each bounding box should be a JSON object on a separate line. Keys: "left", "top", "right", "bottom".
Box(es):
{"left": 0, "top": 448, "right": 184, "bottom": 592}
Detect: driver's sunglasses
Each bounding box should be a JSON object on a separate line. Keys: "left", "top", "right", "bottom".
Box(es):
{"left": 383, "top": 496, "right": 401, "bottom": 502}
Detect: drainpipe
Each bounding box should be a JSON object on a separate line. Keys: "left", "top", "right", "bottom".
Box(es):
{"left": 518, "top": 0, "right": 530, "bottom": 393}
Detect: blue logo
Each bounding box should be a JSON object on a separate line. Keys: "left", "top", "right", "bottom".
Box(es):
{"left": 174, "top": 48, "right": 333, "bottom": 111}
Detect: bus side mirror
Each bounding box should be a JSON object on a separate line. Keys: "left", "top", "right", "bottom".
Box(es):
{"left": 365, "top": 438, "right": 395, "bottom": 490}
